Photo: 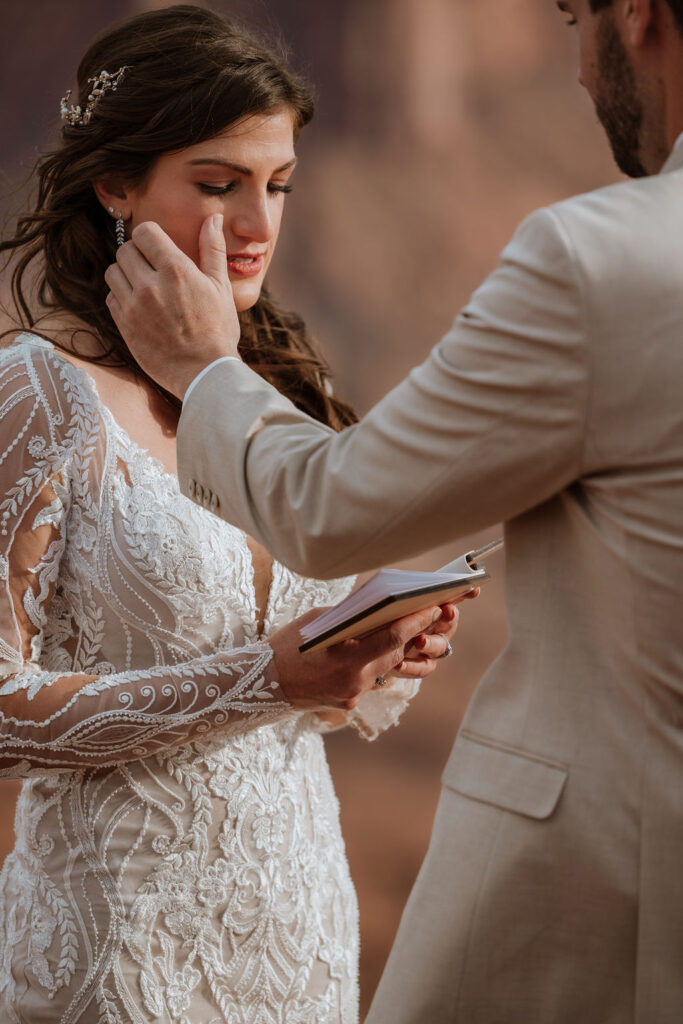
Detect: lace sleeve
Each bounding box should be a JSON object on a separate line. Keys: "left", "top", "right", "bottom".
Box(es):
{"left": 0, "top": 344, "right": 290, "bottom": 777}
{"left": 312, "top": 679, "right": 421, "bottom": 742}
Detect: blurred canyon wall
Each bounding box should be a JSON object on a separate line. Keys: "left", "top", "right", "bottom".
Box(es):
{"left": 1, "top": 0, "right": 619, "bottom": 1016}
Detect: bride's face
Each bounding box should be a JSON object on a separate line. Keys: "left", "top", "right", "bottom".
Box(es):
{"left": 123, "top": 107, "right": 297, "bottom": 313}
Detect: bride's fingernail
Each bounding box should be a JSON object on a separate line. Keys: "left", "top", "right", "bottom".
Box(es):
{"left": 432, "top": 609, "right": 443, "bottom": 623}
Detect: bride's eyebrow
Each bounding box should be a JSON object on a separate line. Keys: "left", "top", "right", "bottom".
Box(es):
{"left": 186, "top": 157, "right": 298, "bottom": 175}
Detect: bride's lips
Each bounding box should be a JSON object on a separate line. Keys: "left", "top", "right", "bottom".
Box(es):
{"left": 226, "top": 253, "right": 265, "bottom": 277}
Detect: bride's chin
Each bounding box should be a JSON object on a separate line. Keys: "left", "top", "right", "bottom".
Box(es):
{"left": 232, "top": 283, "right": 263, "bottom": 314}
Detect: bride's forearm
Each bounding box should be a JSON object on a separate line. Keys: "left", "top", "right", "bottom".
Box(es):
{"left": 0, "top": 644, "right": 292, "bottom": 776}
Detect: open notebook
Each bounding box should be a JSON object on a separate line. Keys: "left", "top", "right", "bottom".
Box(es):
{"left": 298, "top": 539, "right": 503, "bottom": 652}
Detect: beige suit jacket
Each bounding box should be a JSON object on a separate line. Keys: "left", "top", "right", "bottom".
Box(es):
{"left": 177, "top": 148, "right": 683, "bottom": 1023}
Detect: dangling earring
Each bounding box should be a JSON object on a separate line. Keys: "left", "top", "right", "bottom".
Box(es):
{"left": 115, "top": 212, "right": 126, "bottom": 248}
{"left": 108, "top": 205, "right": 125, "bottom": 247}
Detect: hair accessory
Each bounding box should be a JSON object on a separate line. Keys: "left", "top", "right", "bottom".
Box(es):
{"left": 115, "top": 212, "right": 125, "bottom": 248}
{"left": 60, "top": 66, "right": 129, "bottom": 127}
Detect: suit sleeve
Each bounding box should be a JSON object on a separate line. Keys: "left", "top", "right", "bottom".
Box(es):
{"left": 177, "top": 207, "right": 590, "bottom": 578}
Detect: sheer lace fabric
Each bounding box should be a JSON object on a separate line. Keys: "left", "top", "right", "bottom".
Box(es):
{"left": 0, "top": 337, "right": 418, "bottom": 1023}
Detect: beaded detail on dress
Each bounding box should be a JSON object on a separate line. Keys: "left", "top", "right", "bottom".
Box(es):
{"left": 0, "top": 336, "right": 419, "bottom": 1023}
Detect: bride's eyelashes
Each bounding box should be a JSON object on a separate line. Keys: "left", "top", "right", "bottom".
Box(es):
{"left": 198, "top": 182, "right": 294, "bottom": 196}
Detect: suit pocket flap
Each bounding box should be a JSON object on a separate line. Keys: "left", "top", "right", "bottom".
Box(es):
{"left": 442, "top": 731, "right": 568, "bottom": 821}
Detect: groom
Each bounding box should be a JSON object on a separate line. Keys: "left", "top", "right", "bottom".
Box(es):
{"left": 107, "top": 1, "right": 683, "bottom": 1020}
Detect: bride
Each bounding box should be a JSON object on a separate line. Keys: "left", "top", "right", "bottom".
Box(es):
{"left": 0, "top": 6, "right": 460, "bottom": 1022}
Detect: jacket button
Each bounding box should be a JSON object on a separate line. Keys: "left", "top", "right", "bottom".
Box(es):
{"left": 209, "top": 492, "right": 219, "bottom": 512}
{"left": 194, "top": 482, "right": 204, "bottom": 504}
{"left": 202, "top": 489, "right": 211, "bottom": 509}
{"left": 188, "top": 479, "right": 196, "bottom": 499}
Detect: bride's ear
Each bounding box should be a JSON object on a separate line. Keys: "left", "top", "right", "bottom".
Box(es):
{"left": 93, "top": 178, "right": 133, "bottom": 221}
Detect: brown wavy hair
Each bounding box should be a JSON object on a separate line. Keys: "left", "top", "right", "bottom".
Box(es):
{"left": 0, "top": 4, "right": 356, "bottom": 430}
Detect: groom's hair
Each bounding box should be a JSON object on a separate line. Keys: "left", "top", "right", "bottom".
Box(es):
{"left": 589, "top": 0, "right": 683, "bottom": 33}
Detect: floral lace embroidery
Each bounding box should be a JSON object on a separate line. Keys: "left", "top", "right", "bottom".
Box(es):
{"left": 0, "top": 337, "right": 414, "bottom": 1023}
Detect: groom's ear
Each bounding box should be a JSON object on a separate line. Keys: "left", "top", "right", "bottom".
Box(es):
{"left": 92, "top": 177, "right": 134, "bottom": 221}
{"left": 617, "top": 0, "right": 655, "bottom": 48}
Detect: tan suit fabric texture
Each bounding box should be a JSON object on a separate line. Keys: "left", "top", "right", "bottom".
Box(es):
{"left": 177, "top": 148, "right": 683, "bottom": 1023}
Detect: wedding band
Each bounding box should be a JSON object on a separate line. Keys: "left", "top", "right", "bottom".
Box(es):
{"left": 374, "top": 675, "right": 388, "bottom": 688}
{"left": 437, "top": 640, "right": 454, "bottom": 660}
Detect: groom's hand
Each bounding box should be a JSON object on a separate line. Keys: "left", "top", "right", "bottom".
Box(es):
{"left": 105, "top": 214, "right": 240, "bottom": 399}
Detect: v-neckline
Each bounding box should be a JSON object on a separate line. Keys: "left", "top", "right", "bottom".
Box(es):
{"left": 18, "top": 333, "right": 278, "bottom": 641}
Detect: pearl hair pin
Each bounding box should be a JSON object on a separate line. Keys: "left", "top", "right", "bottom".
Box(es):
{"left": 60, "top": 66, "right": 129, "bottom": 127}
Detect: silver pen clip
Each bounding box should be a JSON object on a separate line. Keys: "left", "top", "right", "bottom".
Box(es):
{"left": 466, "top": 537, "right": 504, "bottom": 568}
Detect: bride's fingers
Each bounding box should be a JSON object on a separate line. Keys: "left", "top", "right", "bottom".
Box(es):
{"left": 405, "top": 634, "right": 451, "bottom": 659}
{"left": 410, "top": 606, "right": 460, "bottom": 647}
{"left": 355, "top": 605, "right": 443, "bottom": 667}
{"left": 392, "top": 658, "right": 438, "bottom": 679}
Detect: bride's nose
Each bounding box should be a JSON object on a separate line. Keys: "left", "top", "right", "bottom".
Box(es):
{"left": 229, "top": 195, "right": 274, "bottom": 244}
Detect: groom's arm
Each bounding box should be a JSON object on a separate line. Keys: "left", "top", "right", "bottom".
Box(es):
{"left": 176, "top": 207, "right": 590, "bottom": 578}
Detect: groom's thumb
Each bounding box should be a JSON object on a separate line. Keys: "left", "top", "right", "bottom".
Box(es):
{"left": 198, "top": 213, "right": 227, "bottom": 284}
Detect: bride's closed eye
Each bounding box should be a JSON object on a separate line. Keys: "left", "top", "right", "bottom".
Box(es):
{"left": 198, "top": 182, "right": 294, "bottom": 195}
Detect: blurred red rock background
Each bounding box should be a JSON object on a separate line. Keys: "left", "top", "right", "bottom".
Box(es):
{"left": 1, "top": 0, "right": 619, "bottom": 1016}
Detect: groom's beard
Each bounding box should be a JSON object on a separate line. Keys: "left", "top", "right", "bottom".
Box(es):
{"left": 593, "top": 14, "right": 648, "bottom": 179}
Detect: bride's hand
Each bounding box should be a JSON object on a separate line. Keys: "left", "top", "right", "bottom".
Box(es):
{"left": 396, "top": 588, "right": 478, "bottom": 677}
{"left": 105, "top": 214, "right": 240, "bottom": 399}
{"left": 268, "top": 600, "right": 464, "bottom": 712}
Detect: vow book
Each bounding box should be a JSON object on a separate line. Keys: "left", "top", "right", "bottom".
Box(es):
{"left": 298, "top": 538, "right": 503, "bottom": 652}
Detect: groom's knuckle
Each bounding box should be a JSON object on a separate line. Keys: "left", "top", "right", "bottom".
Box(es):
{"left": 165, "top": 259, "right": 183, "bottom": 282}
{"left": 132, "top": 221, "right": 153, "bottom": 245}
{"left": 137, "top": 278, "right": 155, "bottom": 301}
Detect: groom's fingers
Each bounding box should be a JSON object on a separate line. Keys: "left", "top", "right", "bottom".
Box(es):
{"left": 105, "top": 289, "right": 123, "bottom": 325}
{"left": 115, "top": 237, "right": 156, "bottom": 286}
{"left": 129, "top": 220, "right": 192, "bottom": 272}
{"left": 198, "top": 213, "right": 229, "bottom": 285}
{"left": 104, "top": 261, "right": 133, "bottom": 299}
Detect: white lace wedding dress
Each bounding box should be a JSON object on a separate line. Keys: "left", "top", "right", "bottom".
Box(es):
{"left": 0, "top": 336, "right": 418, "bottom": 1024}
